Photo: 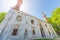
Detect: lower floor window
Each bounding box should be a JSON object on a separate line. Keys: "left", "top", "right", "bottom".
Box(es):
{"left": 33, "top": 30, "right": 35, "bottom": 35}
{"left": 24, "top": 29, "right": 28, "bottom": 39}
{"left": 41, "top": 28, "right": 45, "bottom": 37}
{"left": 12, "top": 29, "right": 18, "bottom": 36}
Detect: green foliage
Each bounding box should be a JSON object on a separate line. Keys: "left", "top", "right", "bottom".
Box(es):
{"left": 48, "top": 8, "right": 60, "bottom": 35}
{"left": 52, "top": 8, "right": 60, "bottom": 25}
{"left": 0, "top": 12, "right": 6, "bottom": 23}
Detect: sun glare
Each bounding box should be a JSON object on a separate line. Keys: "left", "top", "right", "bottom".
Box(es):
{"left": 0, "top": 0, "right": 29, "bottom": 12}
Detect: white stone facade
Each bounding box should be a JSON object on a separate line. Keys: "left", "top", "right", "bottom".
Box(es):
{"left": 0, "top": 8, "right": 57, "bottom": 40}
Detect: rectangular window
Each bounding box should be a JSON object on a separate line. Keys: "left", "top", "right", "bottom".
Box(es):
{"left": 12, "top": 29, "right": 18, "bottom": 36}
{"left": 48, "top": 31, "right": 50, "bottom": 35}
{"left": 24, "top": 29, "right": 27, "bottom": 36}
{"left": 40, "top": 24, "right": 46, "bottom": 37}
{"left": 45, "top": 24, "right": 47, "bottom": 27}
{"left": 41, "top": 28, "right": 44, "bottom": 37}
{"left": 24, "top": 29, "right": 27, "bottom": 39}
{"left": 33, "top": 30, "right": 35, "bottom": 35}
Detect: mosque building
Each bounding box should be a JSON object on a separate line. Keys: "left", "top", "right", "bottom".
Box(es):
{"left": 0, "top": 0, "right": 57, "bottom": 40}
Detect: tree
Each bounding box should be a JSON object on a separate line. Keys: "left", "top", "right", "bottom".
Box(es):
{"left": 48, "top": 8, "right": 60, "bottom": 35}
{"left": 0, "top": 12, "right": 6, "bottom": 23}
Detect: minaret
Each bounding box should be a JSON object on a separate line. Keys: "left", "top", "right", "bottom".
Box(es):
{"left": 42, "top": 12, "right": 49, "bottom": 23}
{"left": 13, "top": 0, "right": 23, "bottom": 10}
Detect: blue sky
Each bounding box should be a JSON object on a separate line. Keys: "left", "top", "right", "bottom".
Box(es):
{"left": 0, "top": 0, "right": 60, "bottom": 20}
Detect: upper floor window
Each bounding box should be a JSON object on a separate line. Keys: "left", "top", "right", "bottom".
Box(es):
{"left": 40, "top": 24, "right": 42, "bottom": 29}
{"left": 48, "top": 31, "right": 50, "bottom": 35}
{"left": 16, "top": 15, "right": 22, "bottom": 21}
{"left": 45, "top": 24, "right": 47, "bottom": 27}
{"left": 31, "top": 20, "right": 34, "bottom": 24}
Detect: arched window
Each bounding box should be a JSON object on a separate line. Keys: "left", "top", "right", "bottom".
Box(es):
{"left": 31, "top": 20, "right": 34, "bottom": 24}
{"left": 16, "top": 15, "right": 22, "bottom": 21}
